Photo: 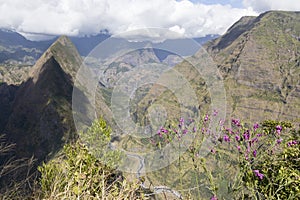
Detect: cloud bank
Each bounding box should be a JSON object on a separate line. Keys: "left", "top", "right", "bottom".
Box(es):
{"left": 2, "top": 0, "right": 299, "bottom": 40}
{"left": 0, "top": 0, "right": 258, "bottom": 40}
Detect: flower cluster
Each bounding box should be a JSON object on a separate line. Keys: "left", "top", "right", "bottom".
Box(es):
{"left": 287, "top": 140, "right": 298, "bottom": 147}
{"left": 253, "top": 169, "right": 264, "bottom": 180}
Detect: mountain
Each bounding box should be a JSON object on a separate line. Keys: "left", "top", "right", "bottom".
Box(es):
{"left": 206, "top": 11, "right": 300, "bottom": 124}
{"left": 126, "top": 11, "right": 300, "bottom": 130}
{"left": 1, "top": 36, "right": 82, "bottom": 160}
{"left": 0, "top": 29, "right": 217, "bottom": 66}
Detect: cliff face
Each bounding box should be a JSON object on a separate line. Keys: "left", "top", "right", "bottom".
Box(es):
{"left": 2, "top": 36, "right": 82, "bottom": 160}
{"left": 205, "top": 11, "right": 300, "bottom": 124}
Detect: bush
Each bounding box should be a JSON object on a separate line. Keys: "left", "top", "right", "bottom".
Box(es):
{"left": 37, "top": 118, "right": 146, "bottom": 199}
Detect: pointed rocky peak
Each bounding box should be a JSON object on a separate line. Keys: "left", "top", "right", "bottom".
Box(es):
{"left": 31, "top": 35, "right": 82, "bottom": 83}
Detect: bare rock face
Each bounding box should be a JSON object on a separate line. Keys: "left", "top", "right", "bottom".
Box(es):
{"left": 2, "top": 36, "right": 82, "bottom": 160}
{"left": 205, "top": 11, "right": 300, "bottom": 124}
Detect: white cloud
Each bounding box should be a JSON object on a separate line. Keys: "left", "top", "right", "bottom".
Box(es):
{"left": 243, "top": 0, "right": 300, "bottom": 12}
{"left": 0, "top": 0, "right": 258, "bottom": 40}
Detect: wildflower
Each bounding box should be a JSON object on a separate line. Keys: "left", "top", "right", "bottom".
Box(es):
{"left": 235, "top": 135, "right": 240, "bottom": 142}
{"left": 277, "top": 138, "right": 283, "bottom": 144}
{"left": 213, "top": 109, "right": 218, "bottom": 116}
{"left": 276, "top": 125, "right": 282, "bottom": 134}
{"left": 251, "top": 137, "right": 258, "bottom": 144}
{"left": 193, "top": 127, "right": 197, "bottom": 133}
{"left": 253, "top": 150, "right": 257, "bottom": 157}
{"left": 287, "top": 140, "right": 298, "bottom": 147}
{"left": 211, "top": 149, "right": 216, "bottom": 154}
{"left": 256, "top": 133, "right": 262, "bottom": 137}
{"left": 211, "top": 196, "right": 218, "bottom": 200}
{"left": 253, "top": 170, "right": 264, "bottom": 180}
{"left": 160, "top": 127, "right": 168, "bottom": 133}
{"left": 179, "top": 117, "right": 184, "bottom": 128}
{"left": 253, "top": 123, "right": 259, "bottom": 131}
{"left": 223, "top": 134, "right": 230, "bottom": 142}
{"left": 204, "top": 114, "right": 209, "bottom": 122}
{"left": 237, "top": 145, "right": 241, "bottom": 151}
{"left": 232, "top": 119, "right": 241, "bottom": 127}
{"left": 183, "top": 129, "right": 188, "bottom": 134}
{"left": 243, "top": 130, "right": 250, "bottom": 141}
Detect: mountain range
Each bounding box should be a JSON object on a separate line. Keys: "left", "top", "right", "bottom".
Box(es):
{"left": 0, "top": 11, "right": 299, "bottom": 197}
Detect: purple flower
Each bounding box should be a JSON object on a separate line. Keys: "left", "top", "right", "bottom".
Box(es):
{"left": 287, "top": 140, "right": 298, "bottom": 147}
{"left": 237, "top": 145, "right": 241, "bottom": 151}
{"left": 276, "top": 125, "right": 282, "bottom": 134}
{"left": 243, "top": 130, "right": 250, "bottom": 141}
{"left": 253, "top": 123, "right": 259, "bottom": 131}
{"left": 251, "top": 137, "right": 258, "bottom": 144}
{"left": 179, "top": 117, "right": 184, "bottom": 128}
{"left": 213, "top": 109, "right": 218, "bottom": 116}
{"left": 277, "top": 138, "right": 283, "bottom": 144}
{"left": 204, "top": 114, "right": 209, "bottom": 122}
{"left": 253, "top": 150, "right": 257, "bottom": 157}
{"left": 183, "top": 129, "right": 188, "bottom": 134}
{"left": 211, "top": 149, "right": 216, "bottom": 154}
{"left": 253, "top": 170, "right": 264, "bottom": 180}
{"left": 235, "top": 135, "right": 241, "bottom": 142}
{"left": 256, "top": 133, "right": 262, "bottom": 137}
{"left": 193, "top": 127, "right": 197, "bottom": 133}
{"left": 232, "top": 119, "right": 241, "bottom": 127}
{"left": 211, "top": 196, "right": 218, "bottom": 200}
{"left": 223, "top": 134, "right": 230, "bottom": 142}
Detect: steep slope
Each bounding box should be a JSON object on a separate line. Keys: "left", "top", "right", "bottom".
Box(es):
{"left": 206, "top": 11, "right": 300, "bottom": 124}
{"left": 3, "top": 36, "right": 82, "bottom": 160}
{"left": 131, "top": 11, "right": 300, "bottom": 129}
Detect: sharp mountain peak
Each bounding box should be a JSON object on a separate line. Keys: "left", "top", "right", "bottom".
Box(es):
{"left": 30, "top": 35, "right": 82, "bottom": 83}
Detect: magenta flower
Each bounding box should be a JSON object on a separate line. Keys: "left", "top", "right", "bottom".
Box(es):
{"left": 243, "top": 130, "right": 250, "bottom": 141}
{"left": 213, "top": 109, "right": 218, "bottom": 116}
{"left": 253, "top": 123, "right": 259, "bottom": 131}
{"left": 287, "top": 140, "right": 298, "bottom": 147}
{"left": 253, "top": 170, "right": 264, "bottom": 180}
{"left": 232, "top": 119, "right": 241, "bottom": 127}
{"left": 183, "top": 129, "right": 188, "bottom": 134}
{"left": 277, "top": 138, "right": 283, "bottom": 144}
{"left": 179, "top": 117, "right": 184, "bottom": 128}
{"left": 251, "top": 137, "right": 258, "bottom": 144}
{"left": 235, "top": 135, "right": 241, "bottom": 142}
{"left": 253, "top": 150, "right": 257, "bottom": 157}
{"left": 211, "top": 196, "right": 218, "bottom": 200}
{"left": 276, "top": 125, "right": 282, "bottom": 134}
{"left": 204, "top": 114, "right": 209, "bottom": 122}
{"left": 223, "top": 134, "right": 230, "bottom": 142}
{"left": 237, "top": 145, "right": 241, "bottom": 151}
{"left": 193, "top": 127, "right": 197, "bottom": 133}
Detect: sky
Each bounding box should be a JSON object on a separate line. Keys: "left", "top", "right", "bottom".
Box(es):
{"left": 0, "top": 0, "right": 299, "bottom": 40}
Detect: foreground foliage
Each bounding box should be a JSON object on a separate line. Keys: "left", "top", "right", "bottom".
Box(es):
{"left": 38, "top": 118, "right": 146, "bottom": 199}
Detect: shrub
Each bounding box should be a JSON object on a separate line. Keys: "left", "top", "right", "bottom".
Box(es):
{"left": 38, "top": 118, "right": 146, "bottom": 199}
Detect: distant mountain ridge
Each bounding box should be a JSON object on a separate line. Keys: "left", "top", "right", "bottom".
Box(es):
{"left": 0, "top": 29, "right": 218, "bottom": 65}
